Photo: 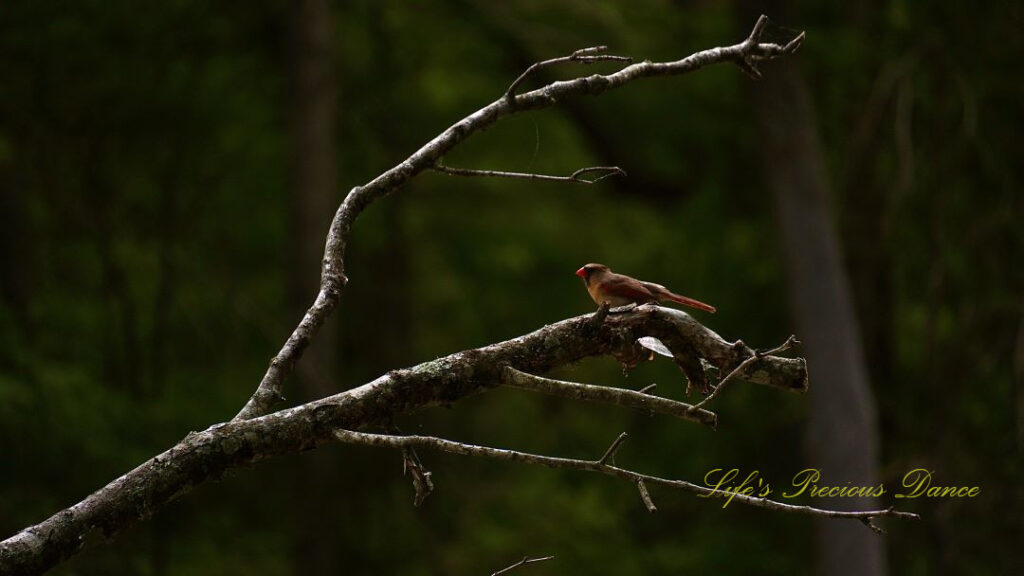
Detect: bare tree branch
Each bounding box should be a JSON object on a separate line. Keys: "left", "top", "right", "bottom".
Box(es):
{"left": 233, "top": 15, "right": 807, "bottom": 421}
{"left": 689, "top": 355, "right": 759, "bottom": 412}
{"left": 504, "top": 367, "right": 718, "bottom": 427}
{"left": 0, "top": 304, "right": 808, "bottom": 574}
{"left": 331, "top": 430, "right": 919, "bottom": 525}
{"left": 637, "top": 382, "right": 658, "bottom": 395}
{"left": 597, "top": 432, "right": 629, "bottom": 465}
{"left": 691, "top": 335, "right": 799, "bottom": 411}
{"left": 636, "top": 479, "right": 657, "bottom": 513}
{"left": 491, "top": 555, "right": 556, "bottom": 576}
{"left": 432, "top": 163, "right": 627, "bottom": 184}
{"left": 758, "top": 335, "right": 800, "bottom": 357}
{"left": 734, "top": 15, "right": 806, "bottom": 79}
{"left": 504, "top": 45, "right": 633, "bottom": 100}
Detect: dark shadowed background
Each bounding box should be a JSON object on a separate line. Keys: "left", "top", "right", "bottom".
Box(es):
{"left": 0, "top": 1, "right": 1020, "bottom": 575}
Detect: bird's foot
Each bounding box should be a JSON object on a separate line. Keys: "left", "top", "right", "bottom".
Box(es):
{"left": 590, "top": 301, "right": 611, "bottom": 328}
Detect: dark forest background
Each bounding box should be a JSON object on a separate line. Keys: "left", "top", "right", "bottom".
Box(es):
{"left": 0, "top": 1, "right": 1020, "bottom": 575}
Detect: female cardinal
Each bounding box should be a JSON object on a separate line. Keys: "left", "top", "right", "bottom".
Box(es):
{"left": 576, "top": 263, "right": 716, "bottom": 313}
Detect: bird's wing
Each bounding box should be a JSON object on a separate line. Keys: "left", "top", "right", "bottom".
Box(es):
{"left": 602, "top": 275, "right": 657, "bottom": 301}
{"left": 639, "top": 281, "right": 669, "bottom": 295}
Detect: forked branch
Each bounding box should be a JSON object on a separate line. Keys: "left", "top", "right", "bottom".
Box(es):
{"left": 691, "top": 335, "right": 800, "bottom": 411}
{"left": 0, "top": 304, "right": 810, "bottom": 575}
{"left": 504, "top": 45, "right": 633, "bottom": 100}
{"left": 332, "top": 430, "right": 919, "bottom": 528}
{"left": 233, "top": 15, "right": 810, "bottom": 421}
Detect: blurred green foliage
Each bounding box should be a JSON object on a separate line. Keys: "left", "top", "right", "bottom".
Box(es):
{"left": 0, "top": 1, "right": 1020, "bottom": 575}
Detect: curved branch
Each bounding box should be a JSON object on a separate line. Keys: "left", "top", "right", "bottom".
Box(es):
{"left": 233, "top": 15, "right": 806, "bottom": 420}
{"left": 0, "top": 306, "right": 806, "bottom": 575}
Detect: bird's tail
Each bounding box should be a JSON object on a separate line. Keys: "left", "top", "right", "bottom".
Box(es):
{"left": 664, "top": 292, "right": 716, "bottom": 313}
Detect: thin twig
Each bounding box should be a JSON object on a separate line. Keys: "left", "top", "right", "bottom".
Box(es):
{"left": 636, "top": 480, "right": 657, "bottom": 512}
{"left": 757, "top": 335, "right": 800, "bottom": 358}
{"left": 637, "top": 383, "right": 657, "bottom": 395}
{"left": 432, "top": 164, "right": 626, "bottom": 184}
{"left": 861, "top": 517, "right": 885, "bottom": 535}
{"left": 505, "top": 45, "right": 633, "bottom": 100}
{"left": 332, "top": 430, "right": 919, "bottom": 526}
{"left": 689, "top": 355, "right": 759, "bottom": 412}
{"left": 734, "top": 14, "right": 806, "bottom": 80}
{"left": 597, "top": 432, "right": 629, "bottom": 465}
{"left": 748, "top": 14, "right": 771, "bottom": 43}
{"left": 492, "top": 555, "right": 556, "bottom": 576}
{"left": 690, "top": 335, "right": 799, "bottom": 412}
{"left": 504, "top": 367, "right": 717, "bottom": 427}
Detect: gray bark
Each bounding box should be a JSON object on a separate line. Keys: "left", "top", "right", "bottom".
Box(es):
{"left": 0, "top": 305, "right": 806, "bottom": 576}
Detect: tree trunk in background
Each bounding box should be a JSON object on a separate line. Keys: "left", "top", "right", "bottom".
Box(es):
{"left": 288, "top": 0, "right": 337, "bottom": 399}
{"left": 753, "top": 62, "right": 886, "bottom": 576}
{"left": 287, "top": 0, "right": 339, "bottom": 574}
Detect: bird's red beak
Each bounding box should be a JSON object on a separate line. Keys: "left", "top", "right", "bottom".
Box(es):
{"left": 575, "top": 266, "right": 586, "bottom": 278}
